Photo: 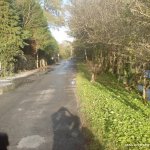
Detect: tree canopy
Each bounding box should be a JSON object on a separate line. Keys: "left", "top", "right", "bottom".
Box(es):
{"left": 0, "top": 0, "right": 24, "bottom": 76}
{"left": 68, "top": 0, "right": 150, "bottom": 103}
{"left": 0, "top": 0, "right": 60, "bottom": 76}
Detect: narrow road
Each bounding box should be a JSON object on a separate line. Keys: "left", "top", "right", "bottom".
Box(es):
{"left": 0, "top": 60, "right": 84, "bottom": 150}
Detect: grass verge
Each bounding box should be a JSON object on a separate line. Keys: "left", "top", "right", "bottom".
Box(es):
{"left": 77, "top": 63, "right": 150, "bottom": 150}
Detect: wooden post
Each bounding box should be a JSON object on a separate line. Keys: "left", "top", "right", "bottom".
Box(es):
{"left": 0, "top": 62, "right": 1, "bottom": 71}
{"left": 84, "top": 49, "right": 88, "bottom": 62}
{"left": 36, "top": 52, "right": 39, "bottom": 69}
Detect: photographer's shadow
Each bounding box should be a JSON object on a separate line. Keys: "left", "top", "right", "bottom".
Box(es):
{"left": 52, "top": 107, "right": 84, "bottom": 150}
{"left": 0, "top": 132, "right": 9, "bottom": 150}
{"left": 52, "top": 107, "right": 103, "bottom": 150}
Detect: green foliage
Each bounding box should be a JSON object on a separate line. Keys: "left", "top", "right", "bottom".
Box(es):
{"left": 41, "top": 32, "right": 59, "bottom": 59}
{"left": 77, "top": 63, "right": 150, "bottom": 150}
{"left": 0, "top": 0, "right": 24, "bottom": 76}
{"left": 69, "top": 0, "right": 150, "bottom": 101}
{"left": 16, "top": 0, "right": 59, "bottom": 66}
{"left": 0, "top": 0, "right": 59, "bottom": 76}
{"left": 43, "top": 0, "right": 64, "bottom": 26}
{"left": 59, "top": 42, "right": 73, "bottom": 59}
{"left": 20, "top": 0, "right": 58, "bottom": 51}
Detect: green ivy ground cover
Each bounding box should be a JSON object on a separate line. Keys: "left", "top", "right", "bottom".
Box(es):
{"left": 77, "top": 63, "right": 150, "bottom": 150}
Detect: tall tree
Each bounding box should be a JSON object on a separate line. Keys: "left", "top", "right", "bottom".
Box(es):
{"left": 0, "top": 0, "right": 23, "bottom": 76}
{"left": 43, "top": 0, "right": 64, "bottom": 26}
{"left": 68, "top": 0, "right": 150, "bottom": 102}
{"left": 16, "top": 0, "right": 59, "bottom": 68}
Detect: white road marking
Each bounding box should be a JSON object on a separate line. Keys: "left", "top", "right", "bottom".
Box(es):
{"left": 17, "top": 135, "right": 45, "bottom": 149}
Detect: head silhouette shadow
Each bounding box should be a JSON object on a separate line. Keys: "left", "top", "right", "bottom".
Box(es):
{"left": 0, "top": 132, "right": 9, "bottom": 150}
{"left": 51, "top": 107, "right": 103, "bottom": 150}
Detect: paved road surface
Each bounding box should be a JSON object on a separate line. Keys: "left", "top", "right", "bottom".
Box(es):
{"left": 0, "top": 60, "right": 84, "bottom": 150}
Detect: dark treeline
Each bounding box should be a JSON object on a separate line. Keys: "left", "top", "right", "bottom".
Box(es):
{"left": 0, "top": 0, "right": 60, "bottom": 76}
{"left": 68, "top": 0, "right": 150, "bottom": 103}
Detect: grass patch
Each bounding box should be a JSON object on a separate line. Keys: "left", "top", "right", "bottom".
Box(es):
{"left": 77, "top": 63, "right": 150, "bottom": 150}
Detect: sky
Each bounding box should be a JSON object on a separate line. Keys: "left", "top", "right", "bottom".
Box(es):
{"left": 50, "top": 0, "right": 73, "bottom": 44}
{"left": 40, "top": 0, "right": 72, "bottom": 44}
{"left": 50, "top": 27, "right": 74, "bottom": 44}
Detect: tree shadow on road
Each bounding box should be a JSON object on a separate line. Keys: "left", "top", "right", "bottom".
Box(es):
{"left": 0, "top": 132, "right": 9, "bottom": 150}
{"left": 52, "top": 107, "right": 103, "bottom": 150}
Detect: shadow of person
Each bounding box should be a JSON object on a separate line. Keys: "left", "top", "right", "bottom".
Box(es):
{"left": 52, "top": 107, "right": 103, "bottom": 150}
{"left": 0, "top": 132, "right": 9, "bottom": 150}
{"left": 52, "top": 107, "right": 85, "bottom": 150}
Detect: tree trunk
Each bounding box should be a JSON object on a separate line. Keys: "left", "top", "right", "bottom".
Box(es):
{"left": 91, "top": 72, "right": 95, "bottom": 83}
{"left": 143, "top": 77, "right": 147, "bottom": 104}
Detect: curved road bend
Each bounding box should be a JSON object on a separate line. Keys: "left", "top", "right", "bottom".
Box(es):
{"left": 0, "top": 60, "right": 84, "bottom": 150}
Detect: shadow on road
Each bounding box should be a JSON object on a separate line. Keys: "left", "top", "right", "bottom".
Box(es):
{"left": 0, "top": 132, "right": 9, "bottom": 150}
{"left": 52, "top": 107, "right": 84, "bottom": 150}
{"left": 52, "top": 107, "right": 103, "bottom": 150}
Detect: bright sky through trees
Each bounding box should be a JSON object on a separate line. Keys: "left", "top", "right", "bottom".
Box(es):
{"left": 51, "top": 27, "right": 73, "bottom": 43}
{"left": 50, "top": 0, "right": 73, "bottom": 43}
